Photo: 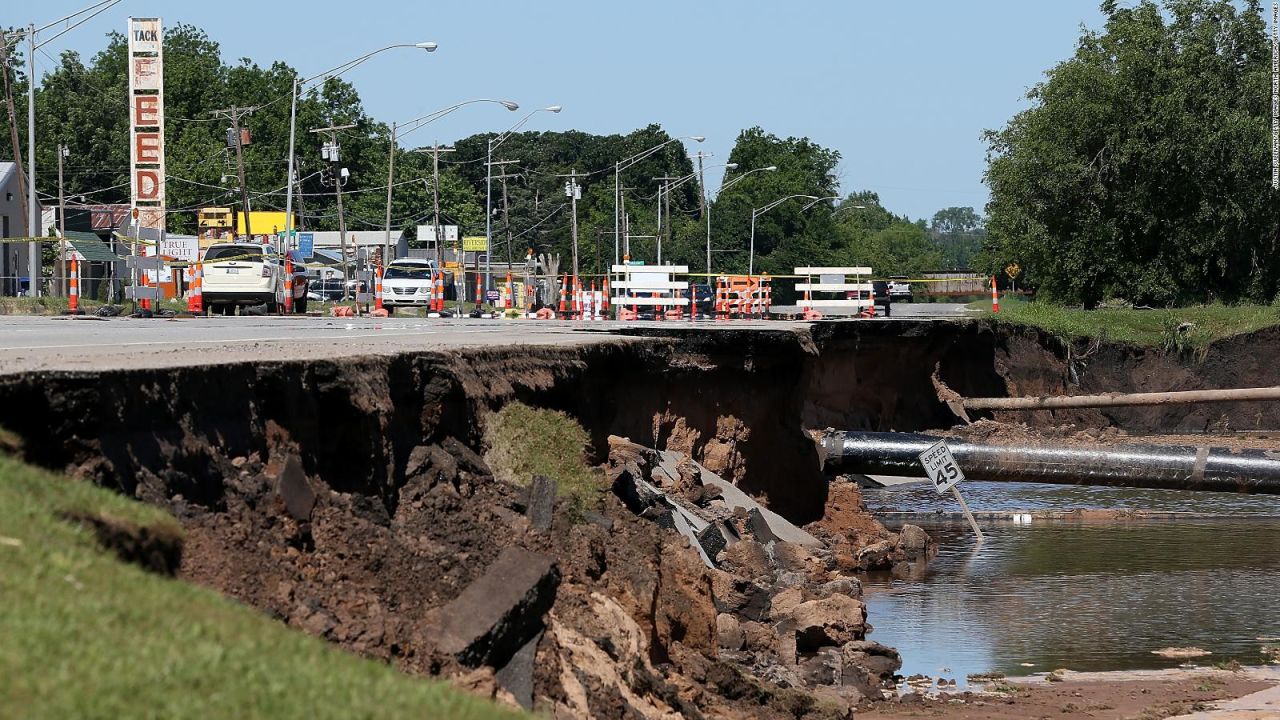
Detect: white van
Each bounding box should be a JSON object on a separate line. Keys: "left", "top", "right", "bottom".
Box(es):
{"left": 381, "top": 258, "right": 438, "bottom": 312}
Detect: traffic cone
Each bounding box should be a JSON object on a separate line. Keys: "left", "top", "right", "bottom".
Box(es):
{"left": 187, "top": 261, "right": 203, "bottom": 314}
{"left": 65, "top": 256, "right": 83, "bottom": 315}
{"left": 602, "top": 275, "right": 611, "bottom": 320}
{"left": 992, "top": 276, "right": 1000, "bottom": 313}
{"left": 558, "top": 274, "right": 568, "bottom": 313}
{"left": 284, "top": 256, "right": 295, "bottom": 314}
{"left": 505, "top": 271, "right": 513, "bottom": 310}
{"left": 374, "top": 263, "right": 383, "bottom": 311}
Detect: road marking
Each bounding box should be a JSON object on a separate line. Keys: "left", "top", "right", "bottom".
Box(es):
{"left": 3, "top": 330, "right": 444, "bottom": 351}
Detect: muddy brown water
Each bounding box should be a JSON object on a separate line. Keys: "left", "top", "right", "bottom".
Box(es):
{"left": 861, "top": 482, "right": 1280, "bottom": 680}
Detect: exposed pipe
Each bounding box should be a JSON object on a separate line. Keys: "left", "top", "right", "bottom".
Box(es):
{"left": 962, "top": 386, "right": 1280, "bottom": 411}
{"left": 821, "top": 431, "right": 1280, "bottom": 495}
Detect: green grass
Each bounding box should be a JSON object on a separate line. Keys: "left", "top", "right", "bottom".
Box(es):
{"left": 969, "top": 297, "right": 1280, "bottom": 351}
{"left": 0, "top": 296, "right": 190, "bottom": 316}
{"left": 483, "top": 402, "right": 605, "bottom": 517}
{"left": 0, "top": 451, "right": 522, "bottom": 720}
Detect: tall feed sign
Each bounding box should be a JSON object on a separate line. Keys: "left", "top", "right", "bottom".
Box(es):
{"left": 128, "top": 18, "right": 166, "bottom": 237}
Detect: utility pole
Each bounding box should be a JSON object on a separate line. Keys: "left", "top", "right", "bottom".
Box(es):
{"left": 0, "top": 34, "right": 29, "bottom": 252}
{"left": 487, "top": 158, "right": 517, "bottom": 291}
{"left": 424, "top": 143, "right": 455, "bottom": 269}
{"left": 384, "top": 121, "right": 398, "bottom": 264}
{"left": 311, "top": 123, "right": 356, "bottom": 299}
{"left": 559, "top": 168, "right": 583, "bottom": 281}
{"left": 694, "top": 150, "right": 711, "bottom": 274}
{"left": 654, "top": 176, "right": 682, "bottom": 266}
{"left": 27, "top": 24, "right": 39, "bottom": 296}
{"left": 211, "top": 106, "right": 254, "bottom": 238}
{"left": 57, "top": 144, "right": 66, "bottom": 296}
{"left": 292, "top": 154, "right": 307, "bottom": 232}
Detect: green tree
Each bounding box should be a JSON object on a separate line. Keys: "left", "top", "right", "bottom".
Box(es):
{"left": 929, "top": 206, "right": 986, "bottom": 270}
{"left": 983, "top": 0, "right": 1280, "bottom": 306}
{"left": 713, "top": 127, "right": 841, "bottom": 276}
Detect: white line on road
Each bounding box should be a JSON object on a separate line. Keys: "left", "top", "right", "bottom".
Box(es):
{"left": 6, "top": 330, "right": 445, "bottom": 351}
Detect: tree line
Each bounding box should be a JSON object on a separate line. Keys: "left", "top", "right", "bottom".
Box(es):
{"left": 1, "top": 23, "right": 983, "bottom": 281}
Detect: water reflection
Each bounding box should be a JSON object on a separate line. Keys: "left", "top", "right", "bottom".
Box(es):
{"left": 861, "top": 483, "right": 1280, "bottom": 678}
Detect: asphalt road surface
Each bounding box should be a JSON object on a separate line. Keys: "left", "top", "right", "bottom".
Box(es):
{"left": 0, "top": 315, "right": 759, "bottom": 374}
{"left": 0, "top": 308, "right": 979, "bottom": 375}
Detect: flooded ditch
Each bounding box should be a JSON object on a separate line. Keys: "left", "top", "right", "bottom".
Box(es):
{"left": 864, "top": 482, "right": 1280, "bottom": 680}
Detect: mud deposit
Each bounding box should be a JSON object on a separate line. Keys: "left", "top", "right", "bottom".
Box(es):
{"left": 3, "top": 320, "right": 1280, "bottom": 716}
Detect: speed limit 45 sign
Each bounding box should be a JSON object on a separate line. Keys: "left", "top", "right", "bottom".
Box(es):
{"left": 918, "top": 440, "right": 966, "bottom": 494}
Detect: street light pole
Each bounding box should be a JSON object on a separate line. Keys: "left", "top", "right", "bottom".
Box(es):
{"left": 484, "top": 105, "right": 562, "bottom": 295}
{"left": 283, "top": 41, "right": 437, "bottom": 261}
{"left": 749, "top": 193, "right": 822, "bottom": 275}
{"left": 383, "top": 98, "right": 517, "bottom": 266}
{"left": 611, "top": 135, "right": 704, "bottom": 266}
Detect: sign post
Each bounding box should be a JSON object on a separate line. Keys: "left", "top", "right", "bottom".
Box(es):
{"left": 918, "top": 439, "right": 984, "bottom": 543}
{"left": 128, "top": 17, "right": 166, "bottom": 243}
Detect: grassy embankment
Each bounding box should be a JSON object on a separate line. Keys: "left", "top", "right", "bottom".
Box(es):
{"left": 970, "top": 297, "right": 1280, "bottom": 351}
{"left": 483, "top": 402, "right": 606, "bottom": 518}
{"left": 0, "top": 442, "right": 521, "bottom": 720}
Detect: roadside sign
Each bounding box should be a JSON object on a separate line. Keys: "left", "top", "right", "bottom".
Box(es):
{"left": 486, "top": 289, "right": 501, "bottom": 301}
{"left": 159, "top": 236, "right": 199, "bottom": 262}
{"left": 297, "top": 232, "right": 314, "bottom": 258}
{"left": 918, "top": 439, "right": 984, "bottom": 544}
{"left": 463, "top": 236, "right": 488, "bottom": 252}
{"left": 918, "top": 439, "right": 965, "bottom": 494}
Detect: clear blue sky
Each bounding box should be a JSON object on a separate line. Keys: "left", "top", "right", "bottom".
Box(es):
{"left": 24, "top": 0, "right": 1110, "bottom": 222}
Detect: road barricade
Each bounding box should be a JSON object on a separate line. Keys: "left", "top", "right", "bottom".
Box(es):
{"left": 795, "top": 267, "right": 875, "bottom": 318}
{"left": 610, "top": 265, "right": 688, "bottom": 320}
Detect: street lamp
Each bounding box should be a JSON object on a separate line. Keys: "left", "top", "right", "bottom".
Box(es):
{"left": 749, "top": 194, "right": 826, "bottom": 275}
{"left": 613, "top": 135, "right": 704, "bottom": 264}
{"left": 654, "top": 163, "right": 736, "bottom": 266}
{"left": 384, "top": 98, "right": 518, "bottom": 264}
{"left": 705, "top": 165, "right": 776, "bottom": 274}
{"left": 6, "top": 0, "right": 123, "bottom": 297}
{"left": 282, "top": 42, "right": 437, "bottom": 259}
{"left": 485, "top": 106, "right": 561, "bottom": 294}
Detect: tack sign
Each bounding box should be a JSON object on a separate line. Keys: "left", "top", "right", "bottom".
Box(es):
{"left": 918, "top": 439, "right": 966, "bottom": 494}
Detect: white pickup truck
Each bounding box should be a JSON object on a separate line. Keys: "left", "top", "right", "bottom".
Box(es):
{"left": 887, "top": 276, "right": 913, "bottom": 302}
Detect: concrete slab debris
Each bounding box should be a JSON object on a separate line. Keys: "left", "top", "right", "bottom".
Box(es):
{"left": 525, "top": 475, "right": 557, "bottom": 531}
{"left": 659, "top": 450, "right": 821, "bottom": 547}
{"left": 430, "top": 546, "right": 560, "bottom": 669}
{"left": 494, "top": 629, "right": 542, "bottom": 710}
{"left": 276, "top": 455, "right": 315, "bottom": 522}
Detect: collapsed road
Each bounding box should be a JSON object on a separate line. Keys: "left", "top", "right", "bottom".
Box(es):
{"left": 4, "top": 317, "right": 1280, "bottom": 716}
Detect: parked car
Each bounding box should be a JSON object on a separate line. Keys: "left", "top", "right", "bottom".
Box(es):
{"left": 307, "top": 278, "right": 346, "bottom": 302}
{"left": 201, "top": 243, "right": 281, "bottom": 314}
{"left": 200, "top": 243, "right": 308, "bottom": 314}
{"left": 887, "top": 276, "right": 913, "bottom": 302}
{"left": 846, "top": 280, "right": 893, "bottom": 316}
{"left": 380, "top": 258, "right": 438, "bottom": 312}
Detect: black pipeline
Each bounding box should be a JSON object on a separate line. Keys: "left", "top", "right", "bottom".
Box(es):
{"left": 821, "top": 432, "right": 1280, "bottom": 495}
